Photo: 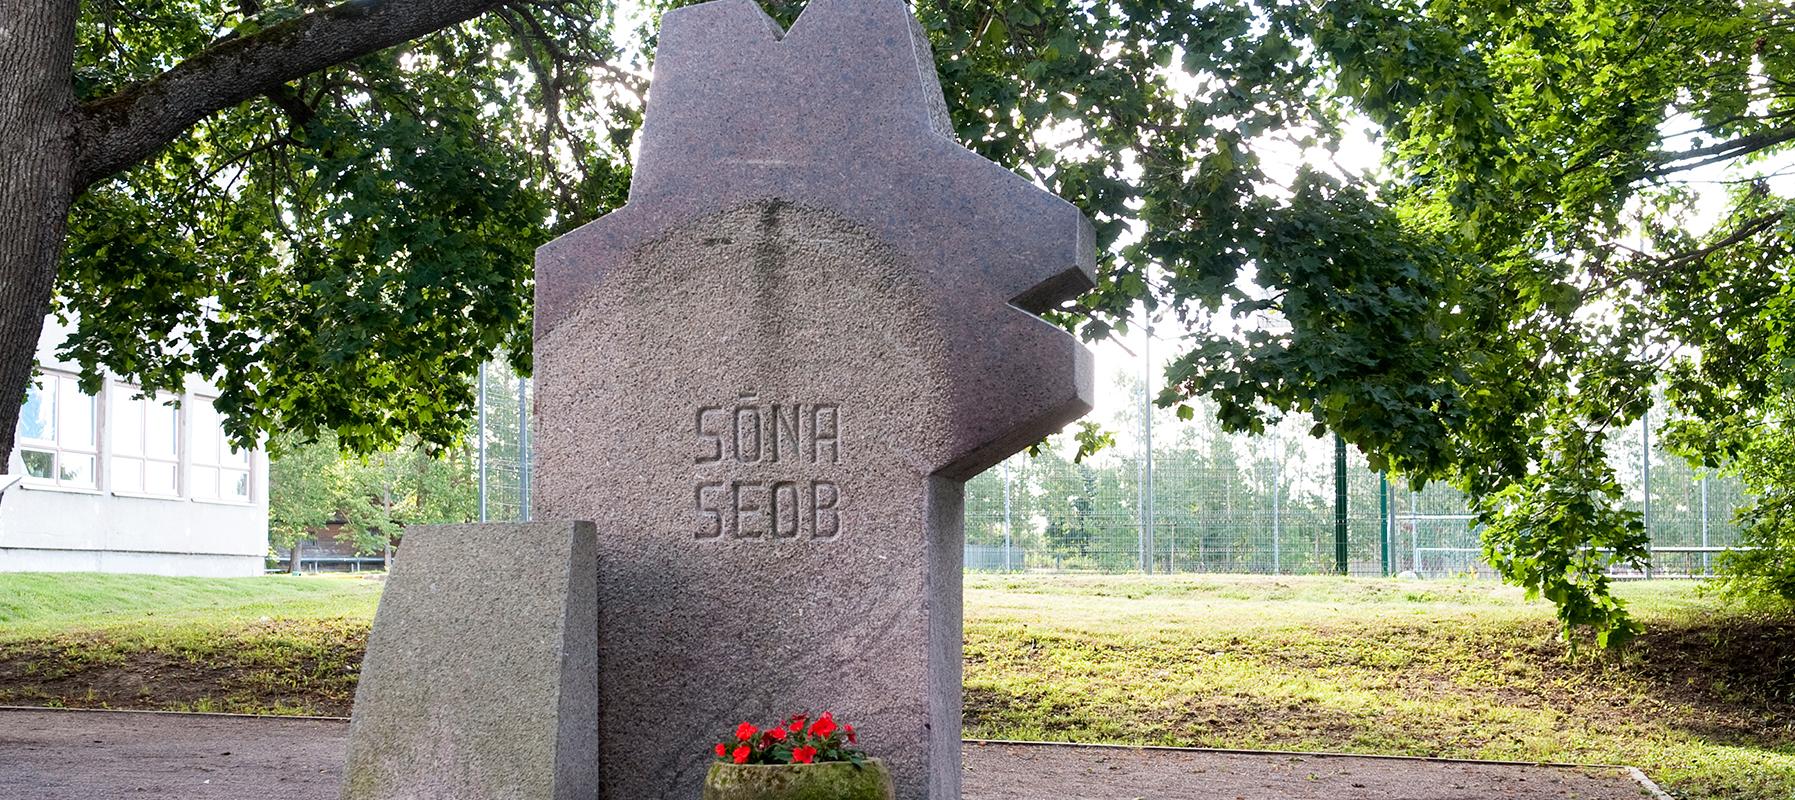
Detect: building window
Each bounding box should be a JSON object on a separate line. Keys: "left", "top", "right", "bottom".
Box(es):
{"left": 16, "top": 372, "right": 98, "bottom": 490}
{"left": 191, "top": 397, "right": 251, "bottom": 502}
{"left": 109, "top": 384, "right": 181, "bottom": 497}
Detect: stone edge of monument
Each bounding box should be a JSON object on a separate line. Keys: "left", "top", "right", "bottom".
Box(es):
{"left": 340, "top": 521, "right": 598, "bottom": 800}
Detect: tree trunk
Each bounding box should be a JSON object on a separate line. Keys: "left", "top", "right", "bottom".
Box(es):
{"left": 0, "top": 0, "right": 77, "bottom": 467}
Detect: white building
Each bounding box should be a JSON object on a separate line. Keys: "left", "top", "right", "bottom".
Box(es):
{"left": 0, "top": 318, "right": 269, "bottom": 576}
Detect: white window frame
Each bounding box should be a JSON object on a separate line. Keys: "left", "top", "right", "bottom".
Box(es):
{"left": 190, "top": 395, "right": 253, "bottom": 504}
{"left": 15, "top": 371, "right": 99, "bottom": 492}
{"left": 107, "top": 381, "right": 183, "bottom": 499}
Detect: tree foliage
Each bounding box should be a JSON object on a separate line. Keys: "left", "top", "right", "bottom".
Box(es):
{"left": 881, "top": 0, "right": 1795, "bottom": 644}
{"left": 1666, "top": 368, "right": 1795, "bottom": 606}
{"left": 56, "top": 0, "right": 631, "bottom": 453}
{"left": 53, "top": 0, "right": 1795, "bottom": 643}
{"left": 268, "top": 430, "right": 477, "bottom": 555}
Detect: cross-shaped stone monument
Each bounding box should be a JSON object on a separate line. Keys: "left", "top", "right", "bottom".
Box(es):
{"left": 535, "top": 2, "right": 1093, "bottom": 797}
{"left": 343, "top": 1, "right": 1094, "bottom": 799}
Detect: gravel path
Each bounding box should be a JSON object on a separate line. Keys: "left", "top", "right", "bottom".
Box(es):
{"left": 0, "top": 708, "right": 1655, "bottom": 799}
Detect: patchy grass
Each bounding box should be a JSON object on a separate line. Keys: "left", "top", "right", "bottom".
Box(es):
{"left": 1, "top": 572, "right": 1790, "bottom": 798}
{"left": 0, "top": 572, "right": 382, "bottom": 635}
{"left": 0, "top": 573, "right": 379, "bottom": 716}
{"left": 962, "top": 574, "right": 1795, "bottom": 800}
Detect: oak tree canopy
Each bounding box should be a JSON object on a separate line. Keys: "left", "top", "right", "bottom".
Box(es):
{"left": 4, "top": 0, "right": 1792, "bottom": 642}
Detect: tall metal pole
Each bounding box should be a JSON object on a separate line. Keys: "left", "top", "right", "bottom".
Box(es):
{"left": 1334, "top": 433, "right": 1349, "bottom": 575}
{"left": 1002, "top": 460, "right": 1014, "bottom": 573}
{"left": 1271, "top": 462, "right": 1282, "bottom": 575}
{"left": 1641, "top": 410, "right": 1651, "bottom": 533}
{"left": 477, "top": 362, "right": 488, "bottom": 523}
{"left": 1379, "top": 472, "right": 1390, "bottom": 577}
{"left": 1136, "top": 433, "right": 1147, "bottom": 573}
{"left": 1641, "top": 409, "right": 1651, "bottom": 579}
{"left": 518, "top": 376, "right": 532, "bottom": 522}
{"left": 1140, "top": 320, "right": 1155, "bottom": 575}
{"left": 1701, "top": 475, "right": 1711, "bottom": 574}
{"left": 1410, "top": 488, "right": 1420, "bottom": 576}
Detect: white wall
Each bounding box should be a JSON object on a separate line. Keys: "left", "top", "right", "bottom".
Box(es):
{"left": 0, "top": 317, "right": 268, "bottom": 577}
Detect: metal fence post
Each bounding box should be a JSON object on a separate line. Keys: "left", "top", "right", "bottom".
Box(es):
{"left": 1002, "top": 460, "right": 1014, "bottom": 572}
{"left": 477, "top": 362, "right": 488, "bottom": 523}
{"left": 1642, "top": 409, "right": 1652, "bottom": 579}
{"left": 1140, "top": 321, "right": 1155, "bottom": 575}
{"left": 1379, "top": 472, "right": 1390, "bottom": 577}
{"left": 1271, "top": 459, "right": 1282, "bottom": 575}
{"left": 518, "top": 376, "right": 531, "bottom": 522}
{"left": 1334, "top": 434, "right": 1348, "bottom": 576}
{"left": 1701, "top": 475, "right": 1711, "bottom": 574}
{"left": 1410, "top": 489, "right": 1420, "bottom": 576}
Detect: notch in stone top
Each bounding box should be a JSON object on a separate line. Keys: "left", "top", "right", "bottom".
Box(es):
{"left": 536, "top": 0, "right": 1095, "bottom": 370}
{"left": 633, "top": 0, "right": 955, "bottom": 197}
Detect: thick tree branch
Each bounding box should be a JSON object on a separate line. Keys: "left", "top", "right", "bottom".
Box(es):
{"left": 1604, "top": 211, "right": 1789, "bottom": 287}
{"left": 72, "top": 0, "right": 504, "bottom": 191}
{"left": 1647, "top": 125, "right": 1795, "bottom": 178}
{"left": 1658, "top": 210, "right": 1787, "bottom": 269}
{"left": 265, "top": 83, "right": 318, "bottom": 135}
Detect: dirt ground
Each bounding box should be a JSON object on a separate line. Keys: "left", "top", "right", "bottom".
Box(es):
{"left": 0, "top": 708, "right": 1658, "bottom": 800}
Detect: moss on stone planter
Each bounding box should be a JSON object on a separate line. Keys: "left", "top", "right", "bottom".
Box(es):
{"left": 702, "top": 758, "right": 895, "bottom": 800}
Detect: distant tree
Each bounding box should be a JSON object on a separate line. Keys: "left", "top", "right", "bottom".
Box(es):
{"left": 1666, "top": 377, "right": 1795, "bottom": 605}
{"left": 1044, "top": 0, "right": 1795, "bottom": 645}
{"left": 268, "top": 430, "right": 476, "bottom": 566}
{"left": 1033, "top": 451, "right": 1099, "bottom": 564}
{"left": 963, "top": 460, "right": 1013, "bottom": 549}
{"left": 267, "top": 429, "right": 340, "bottom": 566}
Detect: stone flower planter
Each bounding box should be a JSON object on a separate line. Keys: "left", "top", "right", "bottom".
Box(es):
{"left": 702, "top": 758, "right": 895, "bottom": 800}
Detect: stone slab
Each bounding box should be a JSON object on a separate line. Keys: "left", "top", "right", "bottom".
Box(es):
{"left": 340, "top": 522, "right": 598, "bottom": 800}
{"left": 533, "top": 2, "right": 1093, "bottom": 800}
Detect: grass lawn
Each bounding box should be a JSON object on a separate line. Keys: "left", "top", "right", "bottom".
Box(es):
{"left": 2, "top": 571, "right": 1791, "bottom": 799}
{"left": 0, "top": 573, "right": 381, "bottom": 716}
{"left": 964, "top": 575, "right": 1794, "bottom": 800}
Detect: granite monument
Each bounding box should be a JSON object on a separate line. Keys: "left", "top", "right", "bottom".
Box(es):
{"left": 533, "top": 1, "right": 1095, "bottom": 799}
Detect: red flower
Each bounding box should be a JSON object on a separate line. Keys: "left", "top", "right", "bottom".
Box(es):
{"left": 735, "top": 722, "right": 758, "bottom": 741}
{"left": 788, "top": 715, "right": 808, "bottom": 734}
{"left": 762, "top": 727, "right": 787, "bottom": 744}
{"left": 732, "top": 745, "right": 752, "bottom": 764}
{"left": 845, "top": 724, "right": 857, "bottom": 744}
{"left": 791, "top": 745, "right": 818, "bottom": 764}
{"left": 808, "top": 712, "right": 837, "bottom": 738}
{"left": 715, "top": 742, "right": 727, "bottom": 758}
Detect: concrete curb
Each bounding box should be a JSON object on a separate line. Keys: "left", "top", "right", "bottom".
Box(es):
{"left": 1626, "top": 766, "right": 1677, "bottom": 800}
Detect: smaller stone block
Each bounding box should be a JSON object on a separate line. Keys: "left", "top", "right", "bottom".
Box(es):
{"left": 341, "top": 522, "right": 598, "bottom": 800}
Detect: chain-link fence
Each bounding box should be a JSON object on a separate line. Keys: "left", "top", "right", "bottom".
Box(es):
{"left": 477, "top": 355, "right": 1751, "bottom": 579}
{"left": 963, "top": 358, "right": 1752, "bottom": 579}
{"left": 964, "top": 404, "right": 1404, "bottom": 577}
{"left": 473, "top": 359, "right": 534, "bottom": 524}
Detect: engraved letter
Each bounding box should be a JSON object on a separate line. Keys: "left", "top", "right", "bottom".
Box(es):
{"left": 770, "top": 481, "right": 800, "bottom": 538}
{"left": 695, "top": 481, "right": 726, "bottom": 539}
{"left": 732, "top": 480, "right": 767, "bottom": 538}
{"left": 695, "top": 406, "right": 725, "bottom": 464}
{"left": 771, "top": 403, "right": 801, "bottom": 463}
{"left": 812, "top": 404, "right": 841, "bottom": 465}
{"left": 810, "top": 480, "right": 840, "bottom": 539}
{"left": 734, "top": 403, "right": 763, "bottom": 463}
